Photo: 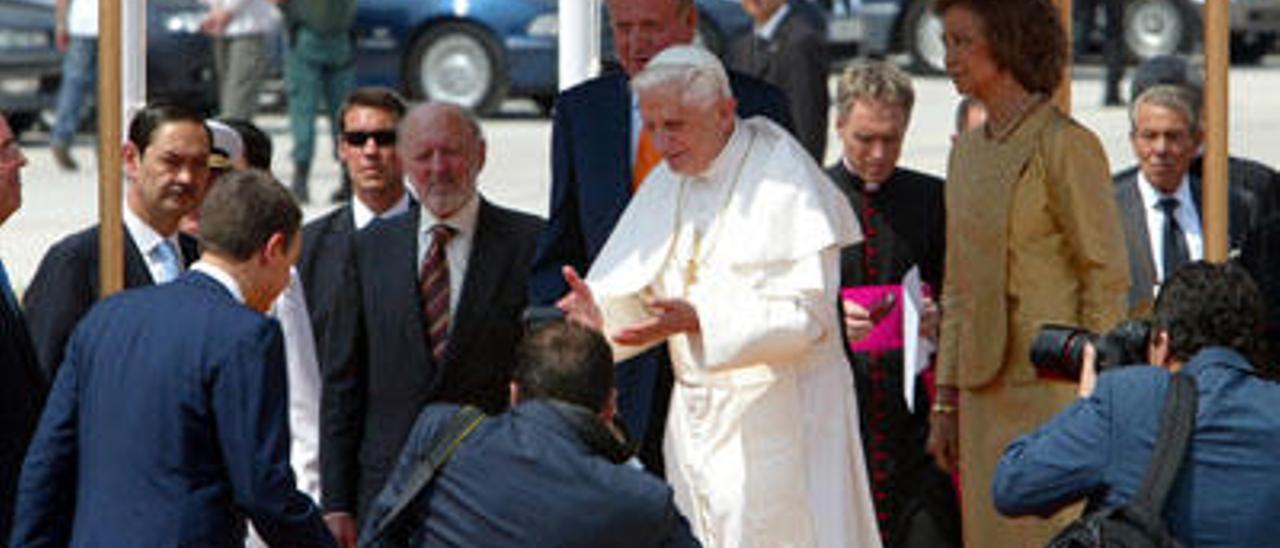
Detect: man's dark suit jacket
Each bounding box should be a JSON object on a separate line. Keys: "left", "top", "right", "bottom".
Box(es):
{"left": 10, "top": 271, "right": 333, "bottom": 547}
{"left": 0, "top": 267, "right": 44, "bottom": 542}
{"left": 727, "top": 4, "right": 830, "bottom": 162}
{"left": 1113, "top": 167, "right": 1261, "bottom": 311}
{"left": 298, "top": 206, "right": 357, "bottom": 356}
{"left": 22, "top": 224, "right": 199, "bottom": 379}
{"left": 322, "top": 199, "right": 542, "bottom": 520}
{"left": 361, "top": 401, "right": 699, "bottom": 548}
{"left": 528, "top": 69, "right": 793, "bottom": 461}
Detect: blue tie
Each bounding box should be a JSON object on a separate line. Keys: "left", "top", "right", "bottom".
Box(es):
{"left": 153, "top": 240, "right": 181, "bottom": 283}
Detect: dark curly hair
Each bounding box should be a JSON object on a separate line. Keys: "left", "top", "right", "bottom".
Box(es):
{"left": 1153, "top": 261, "right": 1266, "bottom": 373}
{"left": 933, "top": 0, "right": 1066, "bottom": 95}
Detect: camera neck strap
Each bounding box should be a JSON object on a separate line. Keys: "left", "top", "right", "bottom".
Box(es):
{"left": 1130, "top": 371, "right": 1198, "bottom": 514}
{"left": 364, "top": 405, "right": 486, "bottom": 544}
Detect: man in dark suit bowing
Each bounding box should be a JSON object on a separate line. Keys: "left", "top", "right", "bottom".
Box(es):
{"left": 728, "top": 0, "right": 830, "bottom": 162}
{"left": 23, "top": 103, "right": 211, "bottom": 379}
{"left": 320, "top": 102, "right": 542, "bottom": 546}
{"left": 0, "top": 113, "right": 45, "bottom": 543}
{"left": 11, "top": 170, "right": 333, "bottom": 547}
{"left": 1114, "top": 84, "right": 1262, "bottom": 313}
{"left": 529, "top": 0, "right": 793, "bottom": 475}
{"left": 298, "top": 86, "right": 411, "bottom": 354}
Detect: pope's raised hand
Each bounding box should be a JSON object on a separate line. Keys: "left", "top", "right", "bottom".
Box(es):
{"left": 556, "top": 266, "right": 604, "bottom": 332}
{"left": 612, "top": 297, "right": 700, "bottom": 347}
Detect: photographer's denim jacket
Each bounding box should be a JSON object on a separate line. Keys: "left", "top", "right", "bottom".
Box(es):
{"left": 993, "top": 347, "right": 1280, "bottom": 546}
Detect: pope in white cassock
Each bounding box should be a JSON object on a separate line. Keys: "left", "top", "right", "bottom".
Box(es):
{"left": 556, "top": 45, "right": 881, "bottom": 548}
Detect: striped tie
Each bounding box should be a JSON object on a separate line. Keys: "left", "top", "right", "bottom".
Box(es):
{"left": 420, "top": 224, "right": 454, "bottom": 362}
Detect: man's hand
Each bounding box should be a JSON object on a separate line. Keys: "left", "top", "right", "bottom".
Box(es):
{"left": 556, "top": 266, "right": 603, "bottom": 332}
{"left": 200, "top": 8, "right": 232, "bottom": 36}
{"left": 612, "top": 298, "right": 700, "bottom": 347}
{"left": 919, "top": 297, "right": 941, "bottom": 344}
{"left": 926, "top": 386, "right": 959, "bottom": 474}
{"left": 324, "top": 512, "right": 358, "bottom": 548}
{"left": 55, "top": 27, "right": 70, "bottom": 52}
{"left": 1077, "top": 342, "right": 1099, "bottom": 398}
{"left": 842, "top": 299, "right": 875, "bottom": 343}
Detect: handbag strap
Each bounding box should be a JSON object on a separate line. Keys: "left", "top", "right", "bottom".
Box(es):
{"left": 365, "top": 405, "right": 486, "bottom": 542}
{"left": 1130, "top": 372, "right": 1198, "bottom": 514}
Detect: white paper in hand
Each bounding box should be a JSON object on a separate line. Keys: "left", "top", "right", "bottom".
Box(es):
{"left": 901, "top": 267, "right": 934, "bottom": 412}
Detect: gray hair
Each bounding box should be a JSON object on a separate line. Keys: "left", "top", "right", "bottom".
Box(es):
{"left": 1131, "top": 84, "right": 1201, "bottom": 135}
{"left": 630, "top": 45, "right": 731, "bottom": 108}
{"left": 835, "top": 60, "right": 915, "bottom": 122}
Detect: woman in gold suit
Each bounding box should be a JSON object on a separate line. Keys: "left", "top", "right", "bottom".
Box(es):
{"left": 927, "top": 0, "right": 1131, "bottom": 545}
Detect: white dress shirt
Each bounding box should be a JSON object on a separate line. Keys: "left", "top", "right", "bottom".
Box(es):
{"left": 351, "top": 191, "right": 411, "bottom": 231}
{"left": 123, "top": 204, "right": 185, "bottom": 284}
{"left": 417, "top": 196, "right": 480, "bottom": 316}
{"left": 1137, "top": 171, "right": 1203, "bottom": 283}
{"left": 754, "top": 2, "right": 791, "bottom": 40}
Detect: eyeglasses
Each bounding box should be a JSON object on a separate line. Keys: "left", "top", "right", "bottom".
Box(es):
{"left": 342, "top": 130, "right": 397, "bottom": 147}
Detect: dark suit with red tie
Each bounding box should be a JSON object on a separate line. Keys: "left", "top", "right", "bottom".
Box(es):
{"left": 321, "top": 199, "right": 542, "bottom": 521}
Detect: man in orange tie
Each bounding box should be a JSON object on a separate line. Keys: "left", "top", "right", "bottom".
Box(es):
{"left": 528, "top": 0, "right": 794, "bottom": 475}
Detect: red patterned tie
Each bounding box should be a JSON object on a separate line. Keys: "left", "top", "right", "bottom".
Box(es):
{"left": 420, "top": 224, "right": 454, "bottom": 362}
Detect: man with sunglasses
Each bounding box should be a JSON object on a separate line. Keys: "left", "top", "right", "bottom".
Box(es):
{"left": 298, "top": 87, "right": 411, "bottom": 358}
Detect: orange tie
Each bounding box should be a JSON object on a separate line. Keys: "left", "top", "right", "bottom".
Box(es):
{"left": 632, "top": 127, "right": 661, "bottom": 192}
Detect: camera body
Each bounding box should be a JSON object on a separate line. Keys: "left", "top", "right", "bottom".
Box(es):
{"left": 1030, "top": 319, "right": 1153, "bottom": 381}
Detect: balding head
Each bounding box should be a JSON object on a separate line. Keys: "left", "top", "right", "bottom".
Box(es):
{"left": 398, "top": 102, "right": 486, "bottom": 219}
{"left": 607, "top": 0, "right": 698, "bottom": 76}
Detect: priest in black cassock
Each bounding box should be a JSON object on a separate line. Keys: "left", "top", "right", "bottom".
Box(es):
{"left": 826, "top": 61, "right": 960, "bottom": 548}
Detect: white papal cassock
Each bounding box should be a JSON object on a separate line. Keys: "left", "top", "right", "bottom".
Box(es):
{"left": 587, "top": 116, "right": 882, "bottom": 548}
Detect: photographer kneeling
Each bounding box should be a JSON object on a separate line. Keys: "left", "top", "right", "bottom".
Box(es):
{"left": 993, "top": 261, "right": 1280, "bottom": 545}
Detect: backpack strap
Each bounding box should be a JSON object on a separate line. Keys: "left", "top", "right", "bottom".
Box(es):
{"left": 364, "top": 405, "right": 486, "bottom": 543}
{"left": 1129, "top": 372, "right": 1198, "bottom": 514}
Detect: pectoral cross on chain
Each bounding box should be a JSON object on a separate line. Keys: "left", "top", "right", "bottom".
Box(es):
{"left": 683, "top": 231, "right": 702, "bottom": 290}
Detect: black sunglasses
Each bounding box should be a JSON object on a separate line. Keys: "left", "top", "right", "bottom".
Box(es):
{"left": 342, "top": 130, "right": 397, "bottom": 147}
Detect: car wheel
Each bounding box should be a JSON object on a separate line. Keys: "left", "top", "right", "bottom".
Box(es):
{"left": 904, "top": 0, "right": 946, "bottom": 75}
{"left": 1124, "top": 0, "right": 1196, "bottom": 61}
{"left": 405, "top": 22, "right": 507, "bottom": 115}
{"left": 1231, "top": 32, "right": 1275, "bottom": 65}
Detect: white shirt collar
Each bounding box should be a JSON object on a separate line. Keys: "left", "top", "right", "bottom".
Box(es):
{"left": 755, "top": 3, "right": 791, "bottom": 40}
{"left": 840, "top": 157, "right": 882, "bottom": 193}
{"left": 418, "top": 192, "right": 481, "bottom": 237}
{"left": 1136, "top": 171, "right": 1194, "bottom": 212}
{"left": 190, "top": 260, "right": 245, "bottom": 304}
{"left": 351, "top": 191, "right": 411, "bottom": 230}
{"left": 122, "top": 200, "right": 181, "bottom": 264}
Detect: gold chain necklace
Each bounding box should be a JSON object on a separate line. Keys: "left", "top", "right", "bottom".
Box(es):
{"left": 986, "top": 92, "right": 1046, "bottom": 141}
{"left": 673, "top": 131, "right": 756, "bottom": 295}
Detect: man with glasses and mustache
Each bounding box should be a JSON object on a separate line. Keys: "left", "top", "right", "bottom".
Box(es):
{"left": 23, "top": 103, "right": 212, "bottom": 380}
{"left": 319, "top": 102, "right": 542, "bottom": 547}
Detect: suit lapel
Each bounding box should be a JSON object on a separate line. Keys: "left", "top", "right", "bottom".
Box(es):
{"left": 122, "top": 228, "right": 156, "bottom": 287}
{"left": 360, "top": 209, "right": 435, "bottom": 387}
{"left": 1114, "top": 174, "right": 1158, "bottom": 311}
{"left": 445, "top": 200, "right": 505, "bottom": 364}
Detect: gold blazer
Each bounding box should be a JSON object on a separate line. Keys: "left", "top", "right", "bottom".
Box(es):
{"left": 937, "top": 104, "right": 1130, "bottom": 389}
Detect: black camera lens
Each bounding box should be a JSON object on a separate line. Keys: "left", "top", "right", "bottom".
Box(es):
{"left": 1029, "top": 324, "right": 1094, "bottom": 381}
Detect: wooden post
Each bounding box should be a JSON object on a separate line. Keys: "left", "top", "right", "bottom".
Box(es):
{"left": 1202, "top": 0, "right": 1229, "bottom": 262}
{"left": 1054, "top": 0, "right": 1072, "bottom": 113}
{"left": 97, "top": 0, "right": 123, "bottom": 296}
